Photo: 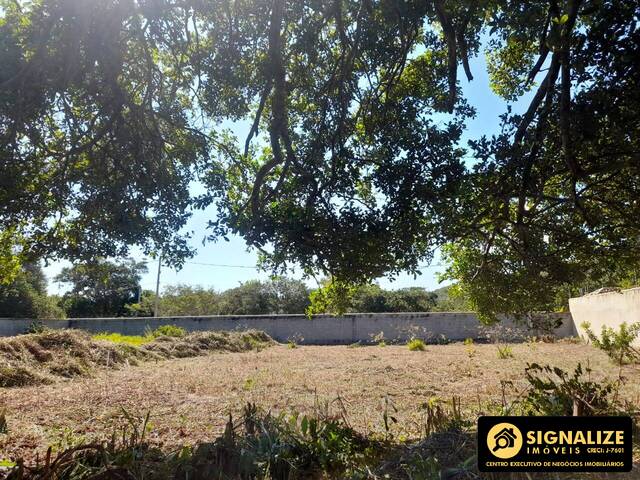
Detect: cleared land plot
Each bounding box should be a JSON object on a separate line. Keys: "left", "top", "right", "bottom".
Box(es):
{"left": 1, "top": 342, "right": 639, "bottom": 464}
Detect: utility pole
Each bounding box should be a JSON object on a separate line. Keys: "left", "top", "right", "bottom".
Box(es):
{"left": 154, "top": 252, "right": 162, "bottom": 317}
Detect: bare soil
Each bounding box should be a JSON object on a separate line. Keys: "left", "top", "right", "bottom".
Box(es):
{"left": 1, "top": 342, "right": 639, "bottom": 464}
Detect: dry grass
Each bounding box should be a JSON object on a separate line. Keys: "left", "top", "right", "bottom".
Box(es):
{"left": 1, "top": 341, "right": 639, "bottom": 465}
{"left": 0, "top": 329, "right": 273, "bottom": 388}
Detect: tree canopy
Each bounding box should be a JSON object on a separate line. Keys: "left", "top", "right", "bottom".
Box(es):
{"left": 0, "top": 262, "right": 64, "bottom": 318}
{"left": 55, "top": 258, "right": 147, "bottom": 317}
{"left": 1, "top": 0, "right": 638, "bottom": 318}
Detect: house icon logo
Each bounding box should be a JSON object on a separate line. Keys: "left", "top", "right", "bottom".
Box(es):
{"left": 486, "top": 422, "right": 523, "bottom": 459}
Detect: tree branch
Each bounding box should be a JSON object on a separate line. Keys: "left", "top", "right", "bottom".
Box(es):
{"left": 456, "top": 3, "right": 476, "bottom": 82}
{"left": 244, "top": 80, "right": 273, "bottom": 157}
{"left": 433, "top": 0, "right": 457, "bottom": 112}
{"left": 249, "top": 0, "right": 292, "bottom": 218}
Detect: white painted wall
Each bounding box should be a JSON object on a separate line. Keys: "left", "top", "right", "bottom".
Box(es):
{"left": 569, "top": 287, "right": 640, "bottom": 347}
{"left": 0, "top": 312, "right": 575, "bottom": 344}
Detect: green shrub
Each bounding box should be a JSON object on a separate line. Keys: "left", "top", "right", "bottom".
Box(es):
{"left": 581, "top": 321, "right": 640, "bottom": 365}
{"left": 243, "top": 377, "right": 256, "bottom": 391}
{"left": 25, "top": 321, "right": 47, "bottom": 334}
{"left": 464, "top": 338, "right": 475, "bottom": 357}
{"left": 496, "top": 345, "right": 513, "bottom": 359}
{"left": 519, "top": 363, "right": 621, "bottom": 416}
{"left": 153, "top": 325, "right": 187, "bottom": 338}
{"left": 407, "top": 338, "right": 426, "bottom": 351}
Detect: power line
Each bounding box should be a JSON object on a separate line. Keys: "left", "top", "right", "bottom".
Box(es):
{"left": 142, "top": 258, "right": 447, "bottom": 270}
{"left": 183, "top": 260, "right": 257, "bottom": 269}
{"left": 141, "top": 259, "right": 258, "bottom": 269}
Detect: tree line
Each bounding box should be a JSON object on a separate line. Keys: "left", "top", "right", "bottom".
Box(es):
{"left": 0, "top": 259, "right": 465, "bottom": 319}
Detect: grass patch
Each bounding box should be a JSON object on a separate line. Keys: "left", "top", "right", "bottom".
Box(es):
{"left": 497, "top": 344, "right": 514, "bottom": 359}
{"left": 243, "top": 377, "right": 256, "bottom": 390}
{"left": 93, "top": 325, "right": 187, "bottom": 346}
{"left": 92, "top": 332, "right": 153, "bottom": 346}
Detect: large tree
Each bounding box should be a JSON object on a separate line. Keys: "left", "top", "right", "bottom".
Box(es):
{"left": 219, "top": 277, "right": 310, "bottom": 315}
{"left": 0, "top": 262, "right": 64, "bottom": 318}
{"left": 55, "top": 258, "right": 147, "bottom": 317}
{"left": 2, "top": 0, "right": 638, "bottom": 318}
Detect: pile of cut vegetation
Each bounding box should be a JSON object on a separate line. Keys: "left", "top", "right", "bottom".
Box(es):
{"left": 0, "top": 328, "right": 273, "bottom": 388}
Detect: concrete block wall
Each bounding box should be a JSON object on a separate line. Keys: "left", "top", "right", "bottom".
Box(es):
{"left": 0, "top": 312, "right": 574, "bottom": 344}
{"left": 569, "top": 287, "right": 640, "bottom": 347}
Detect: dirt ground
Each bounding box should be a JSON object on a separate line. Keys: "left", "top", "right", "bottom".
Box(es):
{"left": 1, "top": 342, "right": 639, "bottom": 463}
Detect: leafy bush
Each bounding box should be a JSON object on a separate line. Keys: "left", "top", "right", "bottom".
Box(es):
{"left": 407, "top": 338, "right": 426, "bottom": 351}
{"left": 519, "top": 363, "right": 621, "bottom": 416}
{"left": 152, "top": 325, "right": 187, "bottom": 338}
{"left": 581, "top": 321, "right": 640, "bottom": 365}
{"left": 25, "top": 321, "right": 48, "bottom": 334}
{"left": 241, "top": 404, "right": 371, "bottom": 478}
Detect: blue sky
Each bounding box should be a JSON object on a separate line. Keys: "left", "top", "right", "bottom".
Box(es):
{"left": 45, "top": 51, "right": 530, "bottom": 295}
